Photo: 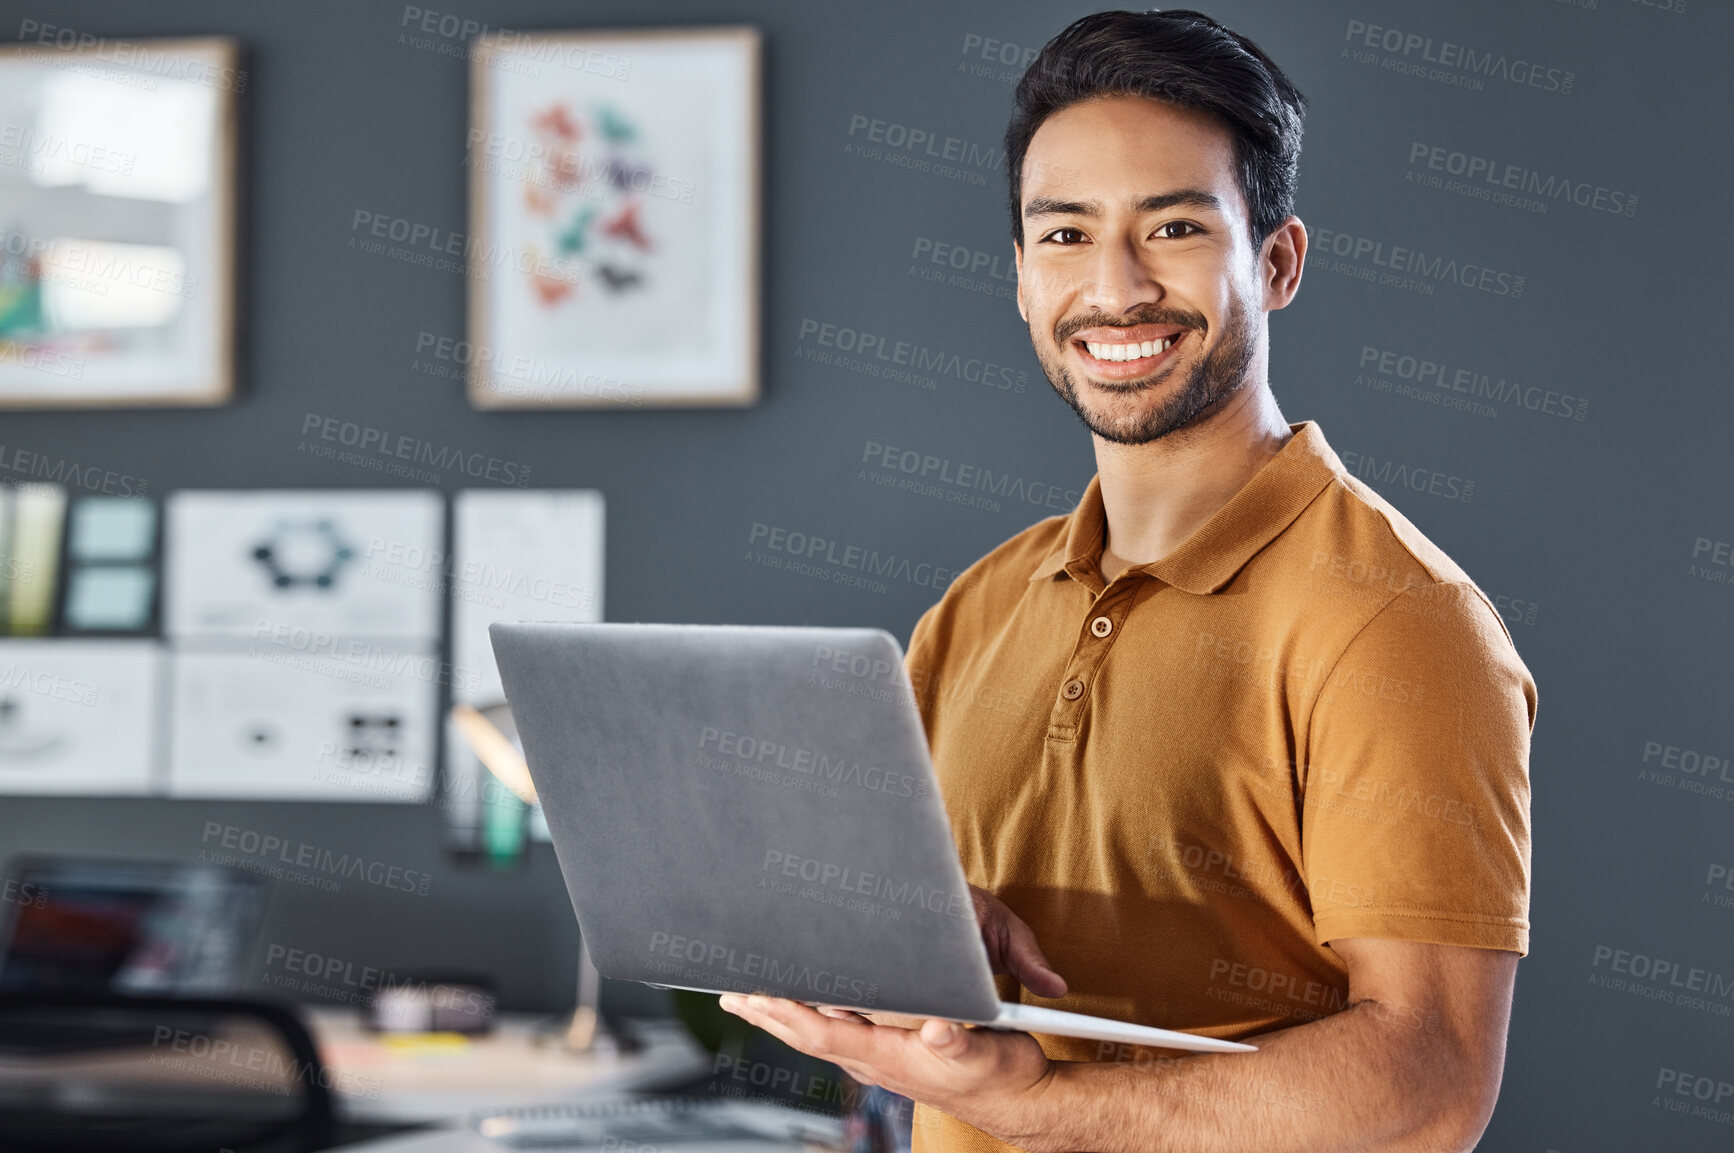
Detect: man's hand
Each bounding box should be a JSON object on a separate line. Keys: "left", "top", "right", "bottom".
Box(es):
{"left": 970, "top": 884, "right": 1068, "bottom": 998}
{"left": 714, "top": 887, "right": 1070, "bottom": 1142}
{"left": 718, "top": 994, "right": 1056, "bottom": 1143}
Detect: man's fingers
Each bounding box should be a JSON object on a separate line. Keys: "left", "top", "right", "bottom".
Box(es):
{"left": 721, "top": 994, "right": 886, "bottom": 1061}
{"left": 918, "top": 1018, "right": 968, "bottom": 1055}
{"left": 1004, "top": 916, "right": 1069, "bottom": 998}
{"left": 972, "top": 887, "right": 1069, "bottom": 998}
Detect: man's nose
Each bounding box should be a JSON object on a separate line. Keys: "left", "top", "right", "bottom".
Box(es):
{"left": 1079, "top": 238, "right": 1163, "bottom": 315}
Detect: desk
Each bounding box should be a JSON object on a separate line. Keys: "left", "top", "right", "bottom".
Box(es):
{"left": 306, "top": 1009, "right": 711, "bottom": 1125}
{"left": 332, "top": 1123, "right": 817, "bottom": 1153}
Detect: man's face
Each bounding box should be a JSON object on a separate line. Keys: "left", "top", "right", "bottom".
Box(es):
{"left": 1015, "top": 95, "right": 1269, "bottom": 445}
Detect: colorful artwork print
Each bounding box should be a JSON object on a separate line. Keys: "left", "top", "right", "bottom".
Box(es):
{"left": 469, "top": 28, "right": 759, "bottom": 408}
{"left": 518, "top": 100, "right": 664, "bottom": 308}
{"left": 0, "top": 37, "right": 238, "bottom": 407}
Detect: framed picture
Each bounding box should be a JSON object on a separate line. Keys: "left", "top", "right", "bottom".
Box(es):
{"left": 468, "top": 26, "right": 760, "bottom": 408}
{"left": 0, "top": 36, "right": 240, "bottom": 407}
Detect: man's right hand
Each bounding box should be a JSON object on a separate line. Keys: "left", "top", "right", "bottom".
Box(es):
{"left": 969, "top": 885, "right": 1068, "bottom": 999}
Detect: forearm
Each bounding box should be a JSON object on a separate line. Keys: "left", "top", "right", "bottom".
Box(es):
{"left": 987, "top": 1001, "right": 1487, "bottom": 1153}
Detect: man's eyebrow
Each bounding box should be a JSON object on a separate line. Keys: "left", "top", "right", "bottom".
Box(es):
{"left": 1022, "top": 189, "right": 1226, "bottom": 220}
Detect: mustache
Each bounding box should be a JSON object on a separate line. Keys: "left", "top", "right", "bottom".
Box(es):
{"left": 1054, "top": 304, "right": 1208, "bottom": 345}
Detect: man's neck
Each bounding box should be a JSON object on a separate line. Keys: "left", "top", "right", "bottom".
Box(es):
{"left": 1094, "top": 383, "right": 1293, "bottom": 583}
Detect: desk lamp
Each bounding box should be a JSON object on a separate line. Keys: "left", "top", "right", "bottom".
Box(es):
{"left": 450, "top": 702, "right": 633, "bottom": 1055}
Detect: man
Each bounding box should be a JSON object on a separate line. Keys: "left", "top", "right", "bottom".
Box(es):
{"left": 723, "top": 10, "right": 1535, "bottom": 1152}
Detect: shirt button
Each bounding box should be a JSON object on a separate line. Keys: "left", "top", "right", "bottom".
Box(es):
{"left": 1061, "top": 679, "right": 1085, "bottom": 701}
{"left": 1090, "top": 616, "right": 1113, "bottom": 638}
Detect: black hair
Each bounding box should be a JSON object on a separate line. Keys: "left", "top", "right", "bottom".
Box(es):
{"left": 1005, "top": 9, "right": 1307, "bottom": 247}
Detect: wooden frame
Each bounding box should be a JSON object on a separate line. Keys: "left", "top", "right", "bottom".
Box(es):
{"left": 467, "top": 26, "right": 761, "bottom": 409}
{"left": 0, "top": 36, "right": 240, "bottom": 408}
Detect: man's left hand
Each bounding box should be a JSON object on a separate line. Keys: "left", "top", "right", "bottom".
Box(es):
{"left": 718, "top": 994, "right": 1054, "bottom": 1138}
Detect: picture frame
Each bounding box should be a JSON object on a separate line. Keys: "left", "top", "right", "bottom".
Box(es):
{"left": 467, "top": 26, "right": 761, "bottom": 409}
{"left": 0, "top": 35, "right": 241, "bottom": 407}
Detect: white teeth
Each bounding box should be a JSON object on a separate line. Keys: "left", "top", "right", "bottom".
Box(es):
{"left": 1084, "top": 335, "right": 1177, "bottom": 362}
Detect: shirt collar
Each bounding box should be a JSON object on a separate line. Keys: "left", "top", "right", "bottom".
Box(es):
{"left": 1027, "top": 421, "right": 1342, "bottom": 594}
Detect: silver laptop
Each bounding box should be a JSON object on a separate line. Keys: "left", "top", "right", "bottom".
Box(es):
{"left": 490, "top": 622, "right": 1254, "bottom": 1055}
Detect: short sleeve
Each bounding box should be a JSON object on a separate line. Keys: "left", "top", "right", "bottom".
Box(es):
{"left": 1301, "top": 582, "right": 1536, "bottom": 955}
{"left": 903, "top": 600, "right": 947, "bottom": 739}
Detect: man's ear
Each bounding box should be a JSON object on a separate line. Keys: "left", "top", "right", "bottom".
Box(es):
{"left": 1261, "top": 217, "right": 1307, "bottom": 312}
{"left": 1013, "top": 240, "right": 1027, "bottom": 323}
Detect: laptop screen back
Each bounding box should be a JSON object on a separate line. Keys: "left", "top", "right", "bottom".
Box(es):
{"left": 490, "top": 622, "right": 1002, "bottom": 1022}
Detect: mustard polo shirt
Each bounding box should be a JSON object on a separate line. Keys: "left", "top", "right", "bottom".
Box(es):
{"left": 904, "top": 420, "right": 1536, "bottom": 1153}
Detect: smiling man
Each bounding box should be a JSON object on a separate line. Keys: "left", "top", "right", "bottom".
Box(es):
{"left": 723, "top": 10, "right": 1536, "bottom": 1152}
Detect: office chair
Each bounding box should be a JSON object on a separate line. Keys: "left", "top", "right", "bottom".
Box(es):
{"left": 0, "top": 992, "right": 336, "bottom": 1153}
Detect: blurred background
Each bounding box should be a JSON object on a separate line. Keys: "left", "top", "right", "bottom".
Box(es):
{"left": 0, "top": 0, "right": 1726, "bottom": 1150}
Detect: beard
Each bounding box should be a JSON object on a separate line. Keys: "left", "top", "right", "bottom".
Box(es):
{"left": 1035, "top": 297, "right": 1258, "bottom": 446}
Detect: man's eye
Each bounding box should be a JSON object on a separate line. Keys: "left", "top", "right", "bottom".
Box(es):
{"left": 1042, "top": 227, "right": 1087, "bottom": 245}
{"left": 1157, "top": 221, "right": 1198, "bottom": 239}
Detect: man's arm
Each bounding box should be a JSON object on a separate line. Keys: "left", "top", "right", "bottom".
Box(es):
{"left": 722, "top": 936, "right": 1516, "bottom": 1153}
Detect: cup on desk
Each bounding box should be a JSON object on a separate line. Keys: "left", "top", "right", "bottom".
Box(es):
{"left": 368, "top": 974, "right": 498, "bottom": 1036}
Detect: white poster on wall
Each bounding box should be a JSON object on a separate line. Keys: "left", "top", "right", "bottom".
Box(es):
{"left": 164, "top": 490, "right": 444, "bottom": 641}
{"left": 450, "top": 489, "right": 605, "bottom": 705}
{"left": 0, "top": 640, "right": 160, "bottom": 795}
{"left": 445, "top": 490, "right": 603, "bottom": 844}
{"left": 166, "top": 646, "right": 439, "bottom": 802}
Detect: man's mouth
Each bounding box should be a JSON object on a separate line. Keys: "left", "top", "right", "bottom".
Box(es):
{"left": 1079, "top": 334, "right": 1181, "bottom": 363}
{"left": 1068, "top": 326, "right": 1189, "bottom": 372}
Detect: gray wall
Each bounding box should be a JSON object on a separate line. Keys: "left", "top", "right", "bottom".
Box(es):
{"left": 2, "top": 0, "right": 1729, "bottom": 1148}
